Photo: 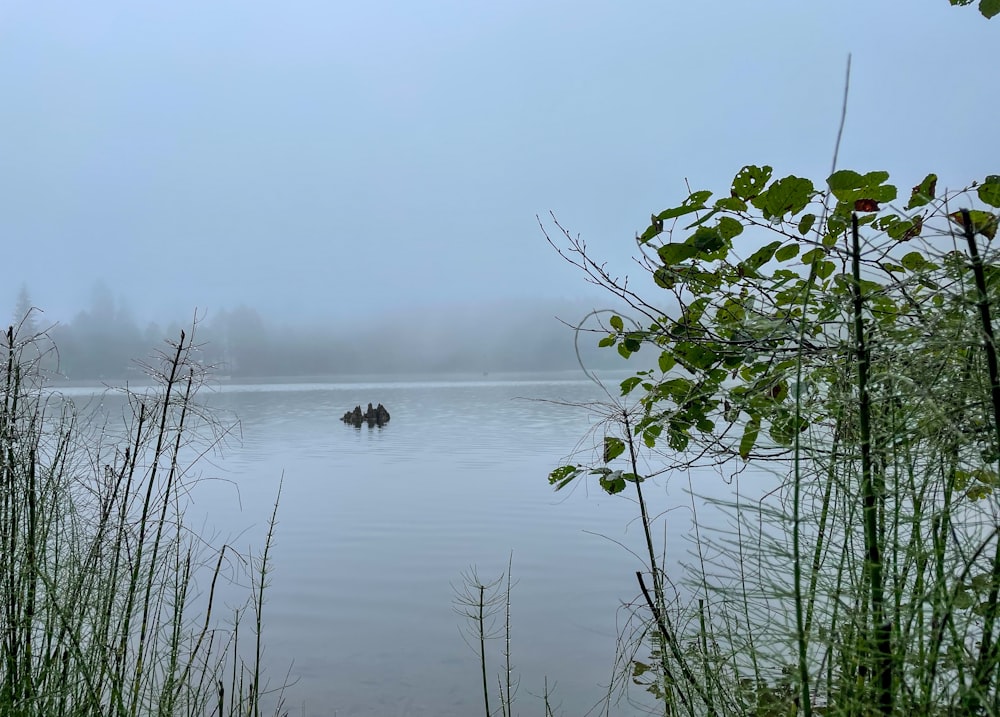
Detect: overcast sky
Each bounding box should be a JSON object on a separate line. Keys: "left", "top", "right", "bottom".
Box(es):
{"left": 1, "top": 1, "right": 996, "bottom": 325}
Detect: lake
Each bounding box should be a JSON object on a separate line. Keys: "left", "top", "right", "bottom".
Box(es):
{"left": 65, "top": 371, "right": 732, "bottom": 716}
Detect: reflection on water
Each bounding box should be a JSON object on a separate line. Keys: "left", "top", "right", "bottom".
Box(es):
{"left": 53, "top": 372, "right": 742, "bottom": 716}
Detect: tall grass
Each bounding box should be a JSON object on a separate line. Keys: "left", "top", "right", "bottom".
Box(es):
{"left": 591, "top": 217, "right": 1000, "bottom": 716}
{"left": 536, "top": 197, "right": 1000, "bottom": 716}
{"left": 0, "top": 320, "right": 286, "bottom": 717}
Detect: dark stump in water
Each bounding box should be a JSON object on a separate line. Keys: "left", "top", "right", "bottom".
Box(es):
{"left": 342, "top": 402, "right": 390, "bottom": 427}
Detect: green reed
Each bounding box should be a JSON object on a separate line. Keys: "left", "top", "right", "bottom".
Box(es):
{"left": 0, "top": 322, "right": 285, "bottom": 717}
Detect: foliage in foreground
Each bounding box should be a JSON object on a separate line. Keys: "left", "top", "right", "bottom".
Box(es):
{"left": 0, "top": 325, "right": 285, "bottom": 717}
{"left": 545, "top": 168, "right": 1000, "bottom": 715}
{"left": 950, "top": 0, "right": 1000, "bottom": 20}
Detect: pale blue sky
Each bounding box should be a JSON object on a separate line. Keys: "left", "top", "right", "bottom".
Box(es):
{"left": 1, "top": 1, "right": 996, "bottom": 324}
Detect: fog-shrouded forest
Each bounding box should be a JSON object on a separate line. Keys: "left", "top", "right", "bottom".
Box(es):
{"left": 10, "top": 282, "right": 632, "bottom": 381}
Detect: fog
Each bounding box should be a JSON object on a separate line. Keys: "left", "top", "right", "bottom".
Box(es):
{"left": 12, "top": 285, "right": 638, "bottom": 378}
{"left": 2, "top": 1, "right": 997, "bottom": 370}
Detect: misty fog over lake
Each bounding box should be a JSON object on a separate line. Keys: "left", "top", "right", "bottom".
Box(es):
{"left": 4, "top": 1, "right": 998, "bottom": 715}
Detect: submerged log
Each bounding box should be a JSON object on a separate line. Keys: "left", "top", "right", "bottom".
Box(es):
{"left": 342, "top": 402, "right": 390, "bottom": 427}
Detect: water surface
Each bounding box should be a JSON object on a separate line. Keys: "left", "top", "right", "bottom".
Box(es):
{"left": 66, "top": 371, "right": 725, "bottom": 716}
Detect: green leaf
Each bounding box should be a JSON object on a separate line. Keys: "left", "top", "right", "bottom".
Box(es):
{"left": 598, "top": 335, "right": 616, "bottom": 348}
{"left": 650, "top": 191, "right": 713, "bottom": 232}
{"left": 617, "top": 343, "right": 632, "bottom": 359}
{"left": 598, "top": 470, "right": 627, "bottom": 495}
{"left": 653, "top": 268, "right": 675, "bottom": 289}
{"left": 717, "top": 297, "right": 746, "bottom": 324}
{"left": 901, "top": 251, "right": 935, "bottom": 272}
{"left": 950, "top": 209, "right": 999, "bottom": 239}
{"left": 816, "top": 260, "right": 836, "bottom": 279}
{"left": 739, "top": 416, "right": 760, "bottom": 460}
{"left": 827, "top": 169, "right": 896, "bottom": 204}
{"left": 620, "top": 376, "right": 642, "bottom": 396}
{"left": 981, "top": 0, "right": 1000, "bottom": 18}
{"left": 717, "top": 216, "right": 744, "bottom": 240}
{"left": 639, "top": 223, "right": 662, "bottom": 244}
{"left": 604, "top": 436, "right": 626, "bottom": 462}
{"left": 801, "top": 247, "right": 825, "bottom": 265}
{"left": 743, "top": 240, "right": 782, "bottom": 272}
{"left": 869, "top": 183, "right": 898, "bottom": 203}
{"left": 971, "top": 573, "right": 995, "bottom": 593}
{"left": 658, "top": 243, "right": 699, "bottom": 265}
{"left": 658, "top": 352, "right": 675, "bottom": 373}
{"left": 886, "top": 216, "right": 923, "bottom": 241}
{"left": 827, "top": 169, "right": 864, "bottom": 192}
{"left": 675, "top": 342, "right": 718, "bottom": 370}
{"left": 609, "top": 315, "right": 624, "bottom": 331}
{"left": 654, "top": 204, "right": 703, "bottom": 223}
{"left": 906, "top": 173, "right": 937, "bottom": 209}
{"left": 979, "top": 176, "right": 1000, "bottom": 208}
{"left": 687, "top": 226, "right": 726, "bottom": 254}
{"left": 863, "top": 170, "right": 890, "bottom": 185}
{"left": 798, "top": 214, "right": 816, "bottom": 235}
{"left": 775, "top": 243, "right": 800, "bottom": 262}
{"left": 684, "top": 208, "right": 721, "bottom": 230}
{"left": 954, "top": 586, "right": 974, "bottom": 609}
{"left": 752, "top": 176, "right": 814, "bottom": 221}
{"left": 731, "top": 165, "right": 772, "bottom": 201}
{"left": 714, "top": 196, "right": 747, "bottom": 212}
{"left": 548, "top": 465, "right": 581, "bottom": 490}
{"left": 687, "top": 190, "right": 713, "bottom": 206}
{"left": 623, "top": 333, "right": 642, "bottom": 352}
{"left": 770, "top": 409, "right": 809, "bottom": 445}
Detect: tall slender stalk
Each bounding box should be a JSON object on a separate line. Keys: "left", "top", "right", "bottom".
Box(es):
{"left": 850, "top": 213, "right": 892, "bottom": 714}
{"left": 960, "top": 209, "right": 1000, "bottom": 711}
{"left": 624, "top": 411, "right": 710, "bottom": 716}
{"left": 0, "top": 323, "right": 287, "bottom": 717}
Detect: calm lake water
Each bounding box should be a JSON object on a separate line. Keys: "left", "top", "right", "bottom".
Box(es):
{"left": 64, "top": 371, "right": 740, "bottom": 716}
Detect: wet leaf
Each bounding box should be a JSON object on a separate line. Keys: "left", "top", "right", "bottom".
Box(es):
{"left": 739, "top": 415, "right": 760, "bottom": 460}
{"left": 828, "top": 170, "right": 896, "bottom": 204}
{"left": 549, "top": 465, "right": 581, "bottom": 490}
{"left": 620, "top": 376, "right": 642, "bottom": 396}
{"left": 687, "top": 226, "right": 726, "bottom": 254}
{"left": 906, "top": 174, "right": 937, "bottom": 209}
{"left": 981, "top": 0, "right": 1000, "bottom": 19}
{"left": 775, "top": 243, "right": 800, "bottom": 262}
{"left": 743, "top": 240, "right": 783, "bottom": 273}
{"left": 653, "top": 268, "right": 675, "bottom": 288}
{"left": 658, "top": 243, "right": 699, "bottom": 265}
{"left": 654, "top": 203, "right": 703, "bottom": 223}
{"left": 949, "top": 210, "right": 999, "bottom": 239}
{"left": 978, "top": 176, "right": 1000, "bottom": 208}
{"left": 717, "top": 216, "right": 744, "bottom": 240}
{"left": 888, "top": 216, "right": 923, "bottom": 241}
{"left": 731, "top": 165, "right": 772, "bottom": 201}
{"left": 828, "top": 169, "right": 865, "bottom": 194}
{"left": 752, "top": 176, "right": 813, "bottom": 221}
{"left": 598, "top": 470, "right": 627, "bottom": 495}
{"left": 604, "top": 436, "right": 626, "bottom": 462}
{"left": 715, "top": 196, "right": 748, "bottom": 212}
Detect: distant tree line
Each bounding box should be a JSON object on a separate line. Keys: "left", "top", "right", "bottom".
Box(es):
{"left": 10, "top": 283, "right": 629, "bottom": 380}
